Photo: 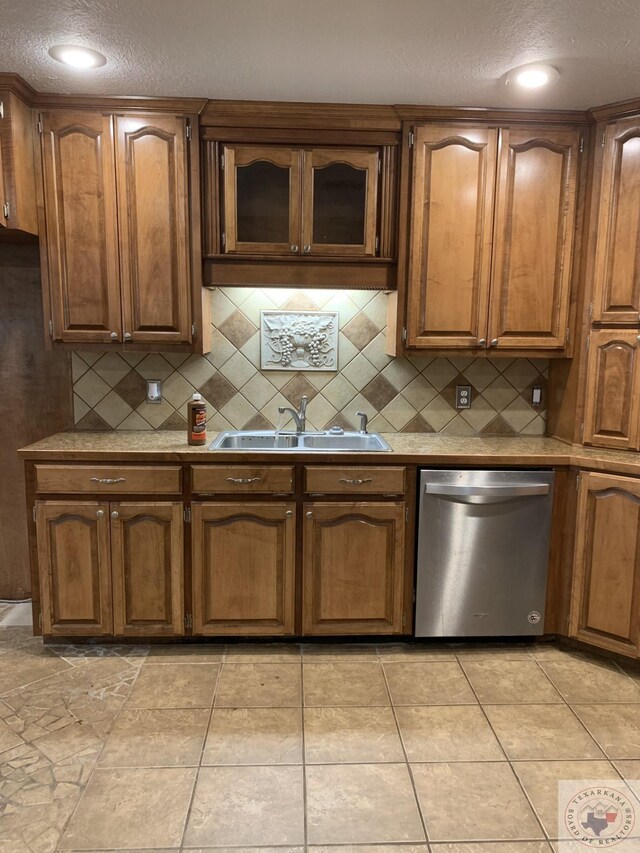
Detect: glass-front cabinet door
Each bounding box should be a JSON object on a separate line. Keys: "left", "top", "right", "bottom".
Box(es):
{"left": 222, "top": 145, "right": 302, "bottom": 254}
{"left": 302, "top": 148, "right": 379, "bottom": 256}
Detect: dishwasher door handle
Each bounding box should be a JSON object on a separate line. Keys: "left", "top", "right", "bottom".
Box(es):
{"left": 425, "top": 483, "right": 550, "bottom": 498}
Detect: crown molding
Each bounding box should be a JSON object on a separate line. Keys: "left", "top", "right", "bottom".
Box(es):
{"left": 589, "top": 96, "right": 640, "bottom": 123}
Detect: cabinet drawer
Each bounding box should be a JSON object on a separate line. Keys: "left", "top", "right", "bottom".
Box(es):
{"left": 35, "top": 465, "right": 181, "bottom": 495}
{"left": 191, "top": 465, "right": 294, "bottom": 494}
{"left": 305, "top": 466, "right": 405, "bottom": 495}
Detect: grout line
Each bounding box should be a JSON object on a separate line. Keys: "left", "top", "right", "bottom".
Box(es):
{"left": 177, "top": 659, "right": 222, "bottom": 851}
{"left": 300, "top": 654, "right": 308, "bottom": 852}
{"left": 379, "top": 656, "right": 430, "bottom": 846}
{"left": 457, "top": 658, "right": 551, "bottom": 844}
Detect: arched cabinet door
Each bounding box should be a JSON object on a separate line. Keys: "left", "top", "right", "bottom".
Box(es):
{"left": 40, "top": 111, "right": 122, "bottom": 343}
{"left": 488, "top": 126, "right": 580, "bottom": 350}
{"left": 115, "top": 115, "right": 193, "bottom": 345}
{"left": 302, "top": 148, "right": 379, "bottom": 256}
{"left": 110, "top": 502, "right": 184, "bottom": 637}
{"left": 583, "top": 329, "right": 640, "bottom": 449}
{"left": 302, "top": 501, "right": 405, "bottom": 635}
{"left": 36, "top": 501, "right": 112, "bottom": 636}
{"left": 570, "top": 472, "right": 640, "bottom": 657}
{"left": 191, "top": 502, "right": 296, "bottom": 635}
{"left": 222, "top": 145, "right": 302, "bottom": 254}
{"left": 592, "top": 120, "right": 640, "bottom": 324}
{"left": 406, "top": 126, "right": 497, "bottom": 349}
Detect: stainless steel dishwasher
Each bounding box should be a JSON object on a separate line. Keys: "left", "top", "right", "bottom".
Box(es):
{"left": 415, "top": 469, "right": 555, "bottom": 637}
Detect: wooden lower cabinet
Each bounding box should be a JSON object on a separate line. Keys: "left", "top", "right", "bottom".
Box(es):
{"left": 36, "top": 501, "right": 112, "bottom": 636}
{"left": 36, "top": 499, "right": 184, "bottom": 637}
{"left": 302, "top": 501, "right": 406, "bottom": 635}
{"left": 570, "top": 472, "right": 640, "bottom": 657}
{"left": 110, "top": 502, "right": 184, "bottom": 637}
{"left": 191, "top": 502, "right": 296, "bottom": 635}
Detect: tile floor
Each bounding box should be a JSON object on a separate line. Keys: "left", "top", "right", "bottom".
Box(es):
{"left": 1, "top": 602, "right": 640, "bottom": 851}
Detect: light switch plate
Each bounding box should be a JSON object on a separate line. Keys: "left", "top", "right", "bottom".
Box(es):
{"left": 146, "top": 379, "right": 163, "bottom": 404}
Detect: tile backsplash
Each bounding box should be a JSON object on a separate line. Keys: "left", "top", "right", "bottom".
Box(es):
{"left": 72, "top": 288, "right": 547, "bottom": 436}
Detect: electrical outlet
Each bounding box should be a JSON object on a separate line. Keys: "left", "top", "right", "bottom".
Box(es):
{"left": 455, "top": 385, "right": 472, "bottom": 409}
{"left": 531, "top": 385, "right": 542, "bottom": 407}
{"left": 146, "top": 379, "right": 163, "bottom": 404}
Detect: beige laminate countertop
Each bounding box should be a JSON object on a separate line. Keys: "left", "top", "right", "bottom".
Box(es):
{"left": 16, "top": 431, "right": 640, "bottom": 476}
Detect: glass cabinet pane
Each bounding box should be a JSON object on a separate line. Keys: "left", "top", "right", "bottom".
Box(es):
{"left": 312, "top": 163, "right": 367, "bottom": 245}
{"left": 236, "top": 161, "right": 290, "bottom": 244}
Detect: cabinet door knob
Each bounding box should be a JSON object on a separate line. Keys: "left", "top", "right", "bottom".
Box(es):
{"left": 96, "top": 509, "right": 105, "bottom": 519}
{"left": 285, "top": 510, "right": 293, "bottom": 517}
{"left": 477, "top": 338, "right": 486, "bottom": 347}
{"left": 306, "top": 511, "right": 313, "bottom": 518}
{"left": 124, "top": 332, "right": 132, "bottom": 341}
{"left": 111, "top": 510, "right": 119, "bottom": 520}
{"left": 290, "top": 244, "right": 299, "bottom": 253}
{"left": 490, "top": 338, "right": 499, "bottom": 347}
{"left": 303, "top": 245, "right": 311, "bottom": 254}
{"left": 636, "top": 335, "right": 640, "bottom": 343}
{"left": 110, "top": 332, "right": 118, "bottom": 340}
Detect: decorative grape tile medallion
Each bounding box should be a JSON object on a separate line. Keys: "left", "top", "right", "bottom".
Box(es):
{"left": 260, "top": 310, "right": 339, "bottom": 371}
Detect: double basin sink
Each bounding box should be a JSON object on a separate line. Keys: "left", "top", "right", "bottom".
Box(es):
{"left": 209, "top": 430, "right": 391, "bottom": 452}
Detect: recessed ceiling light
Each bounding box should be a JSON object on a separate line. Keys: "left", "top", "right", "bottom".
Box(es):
{"left": 506, "top": 63, "right": 560, "bottom": 90}
{"left": 48, "top": 45, "right": 107, "bottom": 69}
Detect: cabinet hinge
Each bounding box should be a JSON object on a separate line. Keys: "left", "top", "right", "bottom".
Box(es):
{"left": 185, "top": 120, "right": 192, "bottom": 140}
{"left": 586, "top": 334, "right": 590, "bottom": 352}
{"left": 566, "top": 326, "right": 570, "bottom": 344}
{"left": 405, "top": 506, "right": 409, "bottom": 522}
{"left": 184, "top": 613, "right": 193, "bottom": 630}
{"left": 220, "top": 153, "right": 225, "bottom": 170}
{"left": 191, "top": 323, "right": 196, "bottom": 338}
{"left": 32, "top": 505, "right": 36, "bottom": 522}
{"left": 408, "top": 131, "right": 414, "bottom": 147}
{"left": 602, "top": 131, "right": 606, "bottom": 147}
{"left": 0, "top": 101, "right": 4, "bottom": 120}
{"left": 377, "top": 159, "right": 381, "bottom": 174}
{"left": 183, "top": 507, "right": 191, "bottom": 523}
{"left": 401, "top": 327, "right": 407, "bottom": 342}
{"left": 38, "top": 612, "right": 42, "bottom": 629}
{"left": 2, "top": 201, "right": 10, "bottom": 220}
{"left": 579, "top": 134, "right": 584, "bottom": 153}
{"left": 576, "top": 472, "right": 581, "bottom": 491}
{"left": 589, "top": 301, "right": 594, "bottom": 320}
{"left": 375, "top": 235, "right": 379, "bottom": 252}
{"left": 37, "top": 116, "right": 43, "bottom": 134}
{"left": 581, "top": 422, "right": 585, "bottom": 439}
{"left": 221, "top": 231, "right": 226, "bottom": 249}
{"left": 402, "top": 613, "right": 406, "bottom": 627}
{"left": 48, "top": 319, "right": 53, "bottom": 339}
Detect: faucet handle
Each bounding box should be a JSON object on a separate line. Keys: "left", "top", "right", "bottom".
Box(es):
{"left": 299, "top": 395, "right": 308, "bottom": 413}
{"left": 356, "top": 411, "right": 368, "bottom": 434}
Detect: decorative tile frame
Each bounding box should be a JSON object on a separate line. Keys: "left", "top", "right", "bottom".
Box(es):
{"left": 260, "top": 310, "right": 339, "bottom": 372}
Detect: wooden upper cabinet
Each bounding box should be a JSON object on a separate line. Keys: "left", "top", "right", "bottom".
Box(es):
{"left": 40, "top": 111, "right": 122, "bottom": 343}
{"left": 191, "top": 502, "right": 296, "bottom": 635}
{"left": 36, "top": 501, "right": 112, "bottom": 636}
{"left": 302, "top": 148, "right": 379, "bottom": 256}
{"left": 110, "top": 502, "right": 184, "bottom": 636}
{"left": 592, "top": 119, "right": 640, "bottom": 324}
{"left": 570, "top": 472, "right": 640, "bottom": 657}
{"left": 302, "top": 501, "right": 405, "bottom": 635}
{"left": 406, "top": 125, "right": 496, "bottom": 348}
{"left": 0, "top": 91, "right": 38, "bottom": 234}
{"left": 583, "top": 329, "right": 640, "bottom": 450}
{"left": 222, "top": 145, "right": 302, "bottom": 254}
{"left": 489, "top": 126, "right": 580, "bottom": 350}
{"left": 115, "top": 115, "right": 193, "bottom": 345}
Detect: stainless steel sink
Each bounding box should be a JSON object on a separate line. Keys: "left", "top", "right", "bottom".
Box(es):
{"left": 209, "top": 430, "right": 391, "bottom": 452}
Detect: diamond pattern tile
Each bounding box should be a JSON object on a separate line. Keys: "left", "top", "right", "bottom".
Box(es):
{"left": 71, "top": 288, "right": 549, "bottom": 437}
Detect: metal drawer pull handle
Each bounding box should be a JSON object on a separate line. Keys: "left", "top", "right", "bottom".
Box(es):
{"left": 226, "top": 476, "right": 262, "bottom": 485}
{"left": 339, "top": 477, "right": 373, "bottom": 485}
{"left": 90, "top": 477, "right": 126, "bottom": 485}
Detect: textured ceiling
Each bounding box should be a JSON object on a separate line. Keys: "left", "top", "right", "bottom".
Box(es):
{"left": 2, "top": 0, "right": 640, "bottom": 110}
